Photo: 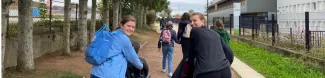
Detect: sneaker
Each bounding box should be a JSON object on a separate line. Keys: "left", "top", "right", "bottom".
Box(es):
{"left": 168, "top": 72, "right": 173, "bottom": 77}
{"left": 162, "top": 69, "right": 166, "bottom": 73}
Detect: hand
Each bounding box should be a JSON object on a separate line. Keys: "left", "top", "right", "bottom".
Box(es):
{"left": 158, "top": 48, "right": 161, "bottom": 52}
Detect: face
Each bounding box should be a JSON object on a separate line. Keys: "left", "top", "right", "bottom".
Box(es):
{"left": 190, "top": 15, "right": 205, "bottom": 27}
{"left": 121, "top": 21, "right": 136, "bottom": 36}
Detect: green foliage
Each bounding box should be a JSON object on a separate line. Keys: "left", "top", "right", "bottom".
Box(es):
{"left": 230, "top": 41, "right": 325, "bottom": 78}
{"left": 38, "top": 0, "right": 48, "bottom": 21}
{"left": 7, "top": 23, "right": 18, "bottom": 38}
{"left": 188, "top": 9, "right": 195, "bottom": 15}
{"left": 146, "top": 11, "right": 157, "bottom": 25}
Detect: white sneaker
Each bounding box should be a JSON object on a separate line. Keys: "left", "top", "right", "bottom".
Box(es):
{"left": 168, "top": 72, "right": 173, "bottom": 77}
{"left": 162, "top": 69, "right": 166, "bottom": 73}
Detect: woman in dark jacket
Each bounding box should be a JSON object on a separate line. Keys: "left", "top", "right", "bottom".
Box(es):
{"left": 188, "top": 12, "right": 234, "bottom": 78}
{"left": 172, "top": 12, "right": 192, "bottom": 78}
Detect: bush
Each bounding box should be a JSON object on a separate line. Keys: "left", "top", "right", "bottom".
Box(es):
{"left": 7, "top": 23, "right": 18, "bottom": 38}
{"left": 146, "top": 11, "right": 157, "bottom": 25}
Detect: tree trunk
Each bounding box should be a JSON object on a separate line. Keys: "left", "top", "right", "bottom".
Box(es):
{"left": 112, "top": 0, "right": 119, "bottom": 30}
{"left": 143, "top": 7, "right": 148, "bottom": 26}
{"left": 17, "top": 0, "right": 34, "bottom": 72}
{"left": 102, "top": 0, "right": 110, "bottom": 31}
{"left": 76, "top": 0, "right": 88, "bottom": 51}
{"left": 2, "top": 0, "right": 12, "bottom": 73}
{"left": 139, "top": 5, "right": 144, "bottom": 27}
{"left": 63, "top": 0, "right": 71, "bottom": 56}
{"left": 90, "top": 0, "right": 96, "bottom": 42}
{"left": 118, "top": 0, "right": 122, "bottom": 25}
{"left": 136, "top": 4, "right": 141, "bottom": 28}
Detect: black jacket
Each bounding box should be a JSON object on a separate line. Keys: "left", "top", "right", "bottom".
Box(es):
{"left": 177, "top": 20, "right": 191, "bottom": 58}
{"left": 189, "top": 26, "right": 234, "bottom": 76}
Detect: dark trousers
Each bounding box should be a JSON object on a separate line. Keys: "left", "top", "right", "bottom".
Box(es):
{"left": 90, "top": 74, "right": 99, "bottom": 78}
{"left": 196, "top": 67, "right": 231, "bottom": 78}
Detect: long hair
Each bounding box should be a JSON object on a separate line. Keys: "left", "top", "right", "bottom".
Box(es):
{"left": 181, "top": 12, "right": 190, "bottom": 21}
{"left": 215, "top": 19, "right": 224, "bottom": 29}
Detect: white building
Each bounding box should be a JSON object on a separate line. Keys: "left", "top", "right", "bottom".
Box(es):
{"left": 277, "top": 0, "right": 325, "bottom": 34}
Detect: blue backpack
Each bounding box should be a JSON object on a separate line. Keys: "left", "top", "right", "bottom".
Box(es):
{"left": 85, "top": 24, "right": 118, "bottom": 66}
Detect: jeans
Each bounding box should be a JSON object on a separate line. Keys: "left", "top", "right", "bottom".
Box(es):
{"left": 162, "top": 45, "right": 174, "bottom": 73}
{"left": 90, "top": 74, "right": 99, "bottom": 78}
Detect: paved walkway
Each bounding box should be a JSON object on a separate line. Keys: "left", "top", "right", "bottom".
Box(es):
{"left": 231, "top": 57, "right": 265, "bottom": 78}
{"left": 150, "top": 23, "right": 265, "bottom": 78}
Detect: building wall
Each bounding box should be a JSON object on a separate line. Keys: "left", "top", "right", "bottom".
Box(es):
{"left": 4, "top": 32, "right": 78, "bottom": 68}
{"left": 277, "top": 0, "right": 325, "bottom": 35}
{"left": 247, "top": 0, "right": 277, "bottom": 12}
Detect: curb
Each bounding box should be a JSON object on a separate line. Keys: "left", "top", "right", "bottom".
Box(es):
{"left": 140, "top": 41, "right": 148, "bottom": 50}
{"left": 231, "top": 57, "right": 265, "bottom": 78}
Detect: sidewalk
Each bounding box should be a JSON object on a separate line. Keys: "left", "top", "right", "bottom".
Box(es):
{"left": 231, "top": 57, "right": 265, "bottom": 78}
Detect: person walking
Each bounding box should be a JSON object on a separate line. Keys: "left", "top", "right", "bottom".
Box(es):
{"left": 90, "top": 15, "right": 143, "bottom": 78}
{"left": 158, "top": 21, "right": 180, "bottom": 77}
{"left": 214, "top": 19, "right": 231, "bottom": 44}
{"left": 172, "top": 12, "right": 192, "bottom": 78}
{"left": 188, "top": 12, "right": 234, "bottom": 78}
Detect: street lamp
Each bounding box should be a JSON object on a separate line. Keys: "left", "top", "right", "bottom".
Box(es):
{"left": 207, "top": 0, "right": 209, "bottom": 27}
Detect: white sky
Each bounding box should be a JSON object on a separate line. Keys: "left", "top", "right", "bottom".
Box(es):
{"left": 33, "top": 0, "right": 214, "bottom": 15}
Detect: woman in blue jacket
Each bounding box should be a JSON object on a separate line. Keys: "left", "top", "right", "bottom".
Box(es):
{"left": 90, "top": 15, "right": 143, "bottom": 78}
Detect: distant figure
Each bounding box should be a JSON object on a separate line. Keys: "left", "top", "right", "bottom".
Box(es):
{"left": 158, "top": 21, "right": 180, "bottom": 77}
{"left": 214, "top": 19, "right": 230, "bottom": 44}
{"left": 160, "top": 17, "right": 166, "bottom": 31}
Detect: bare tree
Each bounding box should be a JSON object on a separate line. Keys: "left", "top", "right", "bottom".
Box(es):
{"left": 63, "top": 0, "right": 71, "bottom": 56}
{"left": 89, "top": 0, "right": 96, "bottom": 42}
{"left": 112, "top": 0, "right": 120, "bottom": 30}
{"left": 2, "top": 0, "right": 13, "bottom": 73}
{"left": 76, "top": 0, "right": 88, "bottom": 51}
{"left": 17, "top": 0, "right": 34, "bottom": 71}
{"left": 102, "top": 0, "right": 110, "bottom": 30}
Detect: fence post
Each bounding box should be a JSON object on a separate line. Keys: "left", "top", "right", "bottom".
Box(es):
{"left": 49, "top": 0, "right": 52, "bottom": 33}
{"left": 272, "top": 14, "right": 275, "bottom": 46}
{"left": 305, "top": 12, "right": 310, "bottom": 51}
{"left": 239, "top": 16, "right": 241, "bottom": 36}
{"left": 252, "top": 16, "right": 255, "bottom": 40}
{"left": 75, "top": 4, "right": 78, "bottom": 26}
{"left": 230, "top": 14, "right": 233, "bottom": 35}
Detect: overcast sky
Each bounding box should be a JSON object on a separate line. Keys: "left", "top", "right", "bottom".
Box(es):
{"left": 39, "top": 0, "right": 213, "bottom": 15}
{"left": 169, "top": 0, "right": 213, "bottom": 15}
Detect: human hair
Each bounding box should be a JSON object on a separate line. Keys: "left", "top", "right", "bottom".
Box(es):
{"left": 120, "top": 15, "right": 136, "bottom": 25}
{"left": 181, "top": 12, "right": 190, "bottom": 21}
{"left": 215, "top": 19, "right": 224, "bottom": 29}
{"left": 191, "top": 12, "right": 206, "bottom": 21}
{"left": 166, "top": 21, "right": 173, "bottom": 29}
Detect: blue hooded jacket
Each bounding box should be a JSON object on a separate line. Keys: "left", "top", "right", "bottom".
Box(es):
{"left": 91, "top": 29, "right": 143, "bottom": 78}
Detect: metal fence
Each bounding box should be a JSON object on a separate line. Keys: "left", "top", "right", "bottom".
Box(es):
{"left": 213, "top": 12, "right": 325, "bottom": 53}
{"left": 7, "top": 0, "right": 80, "bottom": 38}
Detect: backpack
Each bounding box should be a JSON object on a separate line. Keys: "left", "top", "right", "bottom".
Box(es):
{"left": 85, "top": 24, "right": 119, "bottom": 66}
{"left": 161, "top": 29, "right": 172, "bottom": 44}
{"left": 182, "top": 24, "right": 192, "bottom": 38}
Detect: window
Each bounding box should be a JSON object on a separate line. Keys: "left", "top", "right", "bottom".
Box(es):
{"left": 306, "top": 3, "right": 310, "bottom": 11}
{"left": 317, "top": 1, "right": 322, "bottom": 10}
{"left": 292, "top": 5, "right": 297, "bottom": 12}
{"left": 297, "top": 4, "right": 301, "bottom": 12}
{"left": 323, "top": 1, "right": 325, "bottom": 10}
{"left": 312, "top": 2, "right": 316, "bottom": 10}
{"left": 301, "top": 4, "right": 304, "bottom": 12}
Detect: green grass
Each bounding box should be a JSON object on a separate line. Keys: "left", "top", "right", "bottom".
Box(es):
{"left": 4, "top": 68, "right": 83, "bottom": 78}
{"left": 230, "top": 41, "right": 325, "bottom": 78}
